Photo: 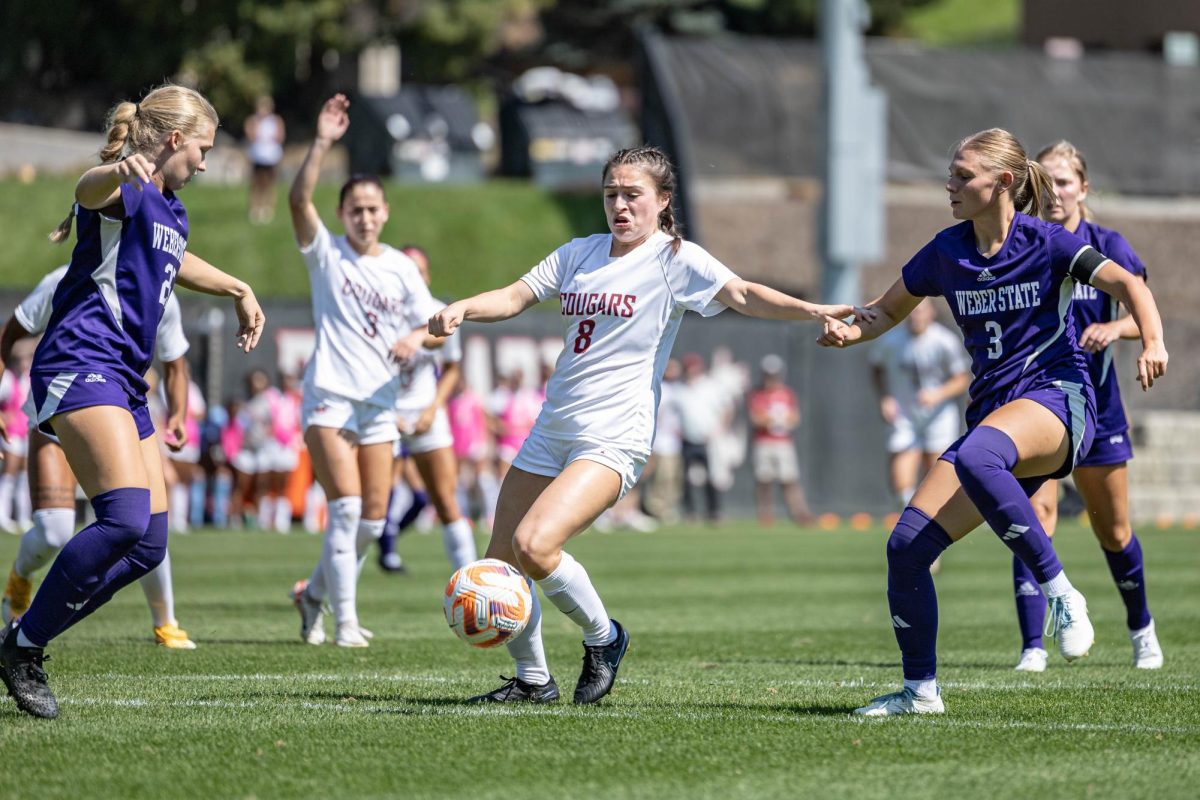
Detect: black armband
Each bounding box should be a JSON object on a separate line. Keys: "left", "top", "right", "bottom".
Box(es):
{"left": 1067, "top": 245, "right": 1110, "bottom": 286}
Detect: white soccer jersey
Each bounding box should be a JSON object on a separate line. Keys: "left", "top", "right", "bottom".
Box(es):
{"left": 299, "top": 222, "right": 442, "bottom": 407}
{"left": 16, "top": 265, "right": 188, "bottom": 362}
{"left": 395, "top": 329, "right": 462, "bottom": 413}
{"left": 869, "top": 320, "right": 970, "bottom": 426}
{"left": 520, "top": 231, "right": 736, "bottom": 456}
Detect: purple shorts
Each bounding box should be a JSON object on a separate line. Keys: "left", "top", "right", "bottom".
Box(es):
{"left": 1077, "top": 428, "right": 1133, "bottom": 468}
{"left": 30, "top": 370, "right": 155, "bottom": 441}
{"left": 943, "top": 378, "right": 1096, "bottom": 480}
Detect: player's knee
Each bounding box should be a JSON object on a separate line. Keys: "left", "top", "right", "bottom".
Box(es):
{"left": 33, "top": 507, "right": 76, "bottom": 550}
{"left": 1097, "top": 520, "right": 1133, "bottom": 552}
{"left": 1032, "top": 500, "right": 1057, "bottom": 532}
{"left": 953, "top": 427, "right": 1018, "bottom": 485}
{"left": 886, "top": 506, "right": 950, "bottom": 574}
{"left": 92, "top": 488, "right": 152, "bottom": 552}
{"left": 511, "top": 527, "right": 558, "bottom": 576}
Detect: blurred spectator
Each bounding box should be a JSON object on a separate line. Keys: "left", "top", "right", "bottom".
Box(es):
{"left": 706, "top": 345, "right": 749, "bottom": 493}
{"left": 747, "top": 354, "right": 813, "bottom": 526}
{"left": 0, "top": 347, "right": 33, "bottom": 534}
{"left": 447, "top": 371, "right": 498, "bottom": 528}
{"left": 244, "top": 95, "right": 285, "bottom": 225}
{"left": 672, "top": 353, "right": 725, "bottom": 523}
{"left": 868, "top": 299, "right": 971, "bottom": 507}
{"left": 487, "top": 367, "right": 544, "bottom": 480}
{"left": 643, "top": 357, "right": 683, "bottom": 523}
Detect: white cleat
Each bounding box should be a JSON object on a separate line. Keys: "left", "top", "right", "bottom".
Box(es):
{"left": 358, "top": 626, "right": 374, "bottom": 640}
{"left": 335, "top": 624, "right": 370, "bottom": 648}
{"left": 1130, "top": 620, "right": 1164, "bottom": 669}
{"left": 1014, "top": 647, "right": 1049, "bottom": 673}
{"left": 853, "top": 687, "right": 944, "bottom": 717}
{"left": 1045, "top": 589, "right": 1095, "bottom": 662}
{"left": 291, "top": 579, "right": 326, "bottom": 645}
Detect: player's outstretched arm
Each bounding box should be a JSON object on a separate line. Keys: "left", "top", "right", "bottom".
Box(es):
{"left": 1090, "top": 263, "right": 1167, "bottom": 389}
{"left": 289, "top": 94, "right": 350, "bottom": 248}
{"left": 178, "top": 251, "right": 265, "bottom": 353}
{"left": 429, "top": 280, "right": 539, "bottom": 337}
{"left": 715, "top": 278, "right": 867, "bottom": 322}
{"left": 818, "top": 278, "right": 921, "bottom": 349}
{"left": 75, "top": 154, "right": 157, "bottom": 209}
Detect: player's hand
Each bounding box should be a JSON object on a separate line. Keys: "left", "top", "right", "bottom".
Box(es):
{"left": 1079, "top": 321, "right": 1119, "bottom": 353}
{"left": 316, "top": 94, "right": 350, "bottom": 143}
{"left": 880, "top": 396, "right": 899, "bottom": 424}
{"left": 164, "top": 414, "right": 187, "bottom": 453}
{"left": 813, "top": 303, "right": 877, "bottom": 323}
{"left": 115, "top": 154, "right": 154, "bottom": 189}
{"left": 817, "top": 317, "right": 859, "bottom": 347}
{"left": 916, "top": 387, "right": 940, "bottom": 409}
{"left": 429, "top": 303, "right": 466, "bottom": 337}
{"left": 1136, "top": 340, "right": 1168, "bottom": 390}
{"left": 390, "top": 329, "right": 426, "bottom": 364}
{"left": 233, "top": 291, "right": 265, "bottom": 353}
{"left": 413, "top": 408, "right": 436, "bottom": 435}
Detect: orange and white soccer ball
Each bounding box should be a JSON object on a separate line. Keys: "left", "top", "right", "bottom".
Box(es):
{"left": 443, "top": 558, "right": 532, "bottom": 648}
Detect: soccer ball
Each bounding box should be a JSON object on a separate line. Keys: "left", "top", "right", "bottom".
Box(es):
{"left": 443, "top": 558, "right": 532, "bottom": 648}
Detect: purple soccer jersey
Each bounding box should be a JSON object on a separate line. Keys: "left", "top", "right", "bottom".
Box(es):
{"left": 1069, "top": 220, "right": 1147, "bottom": 440}
{"left": 33, "top": 181, "right": 186, "bottom": 400}
{"left": 901, "top": 213, "right": 1104, "bottom": 430}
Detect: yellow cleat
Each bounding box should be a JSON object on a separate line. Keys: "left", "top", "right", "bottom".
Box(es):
{"left": 154, "top": 622, "right": 198, "bottom": 650}
{"left": 2, "top": 569, "right": 32, "bottom": 624}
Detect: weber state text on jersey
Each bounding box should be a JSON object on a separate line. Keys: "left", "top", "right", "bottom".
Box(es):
{"left": 520, "top": 231, "right": 737, "bottom": 456}
{"left": 33, "top": 181, "right": 187, "bottom": 398}
{"left": 1069, "top": 220, "right": 1147, "bottom": 438}
{"left": 901, "top": 212, "right": 1109, "bottom": 428}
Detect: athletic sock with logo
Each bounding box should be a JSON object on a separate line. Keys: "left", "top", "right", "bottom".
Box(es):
{"left": 954, "top": 426, "right": 1065, "bottom": 583}
{"left": 887, "top": 507, "right": 951, "bottom": 681}
{"left": 1104, "top": 534, "right": 1151, "bottom": 630}
{"left": 1011, "top": 555, "right": 1046, "bottom": 650}
{"left": 505, "top": 578, "right": 551, "bottom": 685}
{"left": 17, "top": 489, "right": 151, "bottom": 647}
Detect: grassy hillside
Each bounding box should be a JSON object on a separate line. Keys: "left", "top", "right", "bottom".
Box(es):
{"left": 0, "top": 177, "right": 607, "bottom": 300}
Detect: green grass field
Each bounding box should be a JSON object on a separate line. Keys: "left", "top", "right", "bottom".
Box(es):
{"left": 0, "top": 521, "right": 1197, "bottom": 799}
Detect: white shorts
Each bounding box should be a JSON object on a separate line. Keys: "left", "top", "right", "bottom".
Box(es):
{"left": 888, "top": 407, "right": 961, "bottom": 455}
{"left": 1, "top": 435, "right": 28, "bottom": 458}
{"left": 302, "top": 386, "right": 399, "bottom": 447}
{"left": 512, "top": 428, "right": 646, "bottom": 500}
{"left": 394, "top": 407, "right": 454, "bottom": 456}
{"left": 261, "top": 439, "right": 299, "bottom": 473}
{"left": 752, "top": 440, "right": 800, "bottom": 483}
{"left": 167, "top": 443, "right": 202, "bottom": 464}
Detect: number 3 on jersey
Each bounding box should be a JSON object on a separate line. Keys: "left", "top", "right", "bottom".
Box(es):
{"left": 984, "top": 320, "right": 1003, "bottom": 359}
{"left": 573, "top": 319, "right": 596, "bottom": 353}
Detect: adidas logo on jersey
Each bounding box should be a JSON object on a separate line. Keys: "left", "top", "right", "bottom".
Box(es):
{"left": 977, "top": 268, "right": 997, "bottom": 282}
{"left": 84, "top": 373, "right": 106, "bottom": 383}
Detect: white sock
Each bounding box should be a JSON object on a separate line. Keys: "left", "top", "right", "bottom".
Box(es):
{"left": 479, "top": 472, "right": 500, "bottom": 525}
{"left": 355, "top": 518, "right": 385, "bottom": 574}
{"left": 536, "top": 552, "right": 613, "bottom": 647}
{"left": 169, "top": 483, "right": 190, "bottom": 532}
{"left": 1041, "top": 570, "right": 1074, "bottom": 598}
{"left": 274, "top": 497, "right": 293, "bottom": 533}
{"left": 505, "top": 578, "right": 550, "bottom": 685}
{"left": 303, "top": 483, "right": 326, "bottom": 534}
{"left": 139, "top": 550, "right": 175, "bottom": 628}
{"left": 0, "top": 474, "right": 14, "bottom": 526}
{"left": 258, "top": 495, "right": 276, "bottom": 532}
{"left": 15, "top": 508, "right": 76, "bottom": 577}
{"left": 322, "top": 496, "right": 362, "bottom": 627}
{"left": 442, "top": 517, "right": 477, "bottom": 570}
{"left": 904, "top": 678, "right": 938, "bottom": 700}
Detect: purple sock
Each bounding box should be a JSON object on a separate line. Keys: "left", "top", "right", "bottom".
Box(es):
{"left": 887, "top": 507, "right": 952, "bottom": 681}
{"left": 954, "top": 426, "right": 1064, "bottom": 583}
{"left": 50, "top": 512, "right": 170, "bottom": 639}
{"left": 1104, "top": 534, "right": 1152, "bottom": 630}
{"left": 1012, "top": 555, "right": 1046, "bottom": 650}
{"left": 18, "top": 488, "right": 150, "bottom": 647}
{"left": 397, "top": 490, "right": 428, "bottom": 533}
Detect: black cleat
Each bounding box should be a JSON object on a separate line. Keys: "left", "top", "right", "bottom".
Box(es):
{"left": 0, "top": 620, "right": 59, "bottom": 719}
{"left": 573, "top": 619, "right": 630, "bottom": 705}
{"left": 468, "top": 675, "right": 560, "bottom": 704}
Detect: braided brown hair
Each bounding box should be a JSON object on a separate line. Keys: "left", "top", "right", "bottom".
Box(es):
{"left": 602, "top": 146, "right": 683, "bottom": 254}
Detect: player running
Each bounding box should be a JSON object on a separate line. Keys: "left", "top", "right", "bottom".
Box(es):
{"left": 429, "top": 145, "right": 863, "bottom": 705}
{"left": 0, "top": 84, "right": 263, "bottom": 719}
{"left": 1010, "top": 140, "right": 1163, "bottom": 673}
{"left": 819, "top": 128, "right": 1167, "bottom": 717}
{"left": 286, "top": 95, "right": 443, "bottom": 648}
